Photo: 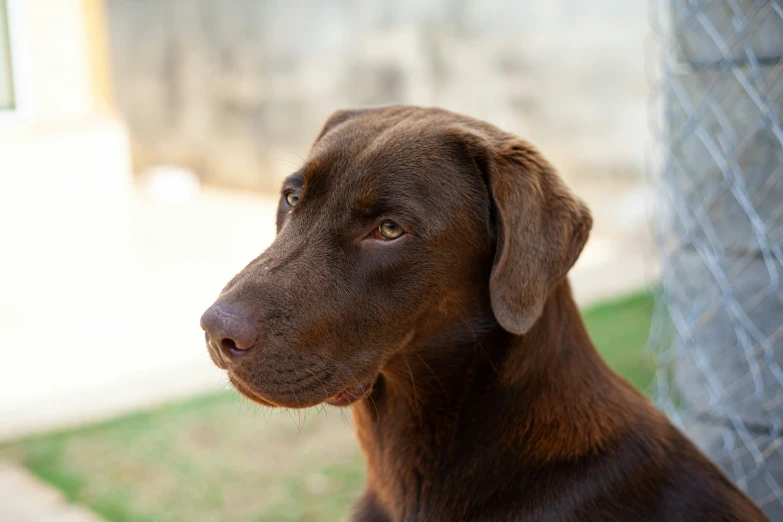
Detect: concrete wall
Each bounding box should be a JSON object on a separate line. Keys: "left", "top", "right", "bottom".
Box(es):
{"left": 0, "top": 0, "right": 131, "bottom": 211}
{"left": 105, "top": 0, "right": 648, "bottom": 191}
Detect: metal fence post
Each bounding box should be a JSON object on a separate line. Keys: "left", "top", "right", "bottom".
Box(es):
{"left": 651, "top": 0, "right": 783, "bottom": 517}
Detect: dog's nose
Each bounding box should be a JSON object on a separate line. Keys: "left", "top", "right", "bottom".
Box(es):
{"left": 200, "top": 302, "right": 258, "bottom": 361}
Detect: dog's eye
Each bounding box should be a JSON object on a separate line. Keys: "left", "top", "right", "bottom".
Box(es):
{"left": 375, "top": 221, "right": 404, "bottom": 240}
{"left": 284, "top": 191, "right": 300, "bottom": 207}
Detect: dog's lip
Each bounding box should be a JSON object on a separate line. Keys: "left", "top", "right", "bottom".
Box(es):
{"left": 227, "top": 373, "right": 276, "bottom": 407}
{"left": 227, "top": 371, "right": 375, "bottom": 408}
{"left": 324, "top": 381, "right": 373, "bottom": 407}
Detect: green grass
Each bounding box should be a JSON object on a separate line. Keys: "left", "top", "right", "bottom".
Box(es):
{"left": 582, "top": 290, "right": 656, "bottom": 392}
{"left": 0, "top": 290, "right": 655, "bottom": 522}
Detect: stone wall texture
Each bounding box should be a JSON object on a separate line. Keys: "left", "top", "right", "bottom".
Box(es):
{"left": 104, "top": 0, "right": 647, "bottom": 191}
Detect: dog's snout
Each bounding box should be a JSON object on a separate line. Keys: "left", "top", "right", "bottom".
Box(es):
{"left": 200, "top": 301, "right": 259, "bottom": 362}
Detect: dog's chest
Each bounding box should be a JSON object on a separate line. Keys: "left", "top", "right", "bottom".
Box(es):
{"left": 351, "top": 407, "right": 650, "bottom": 522}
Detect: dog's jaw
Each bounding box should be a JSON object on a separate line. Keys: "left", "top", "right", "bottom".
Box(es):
{"left": 324, "top": 380, "right": 376, "bottom": 407}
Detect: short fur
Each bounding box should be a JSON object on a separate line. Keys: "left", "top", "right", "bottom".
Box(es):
{"left": 202, "top": 106, "right": 769, "bottom": 521}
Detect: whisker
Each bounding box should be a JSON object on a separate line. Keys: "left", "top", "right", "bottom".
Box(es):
{"left": 403, "top": 354, "right": 423, "bottom": 429}
{"left": 339, "top": 406, "right": 350, "bottom": 429}
{"left": 366, "top": 390, "right": 380, "bottom": 421}
{"left": 274, "top": 160, "right": 302, "bottom": 171}
{"left": 412, "top": 349, "right": 450, "bottom": 404}
{"left": 285, "top": 408, "right": 299, "bottom": 431}
{"left": 283, "top": 149, "right": 306, "bottom": 165}
{"left": 304, "top": 366, "right": 332, "bottom": 402}
{"left": 462, "top": 316, "right": 498, "bottom": 374}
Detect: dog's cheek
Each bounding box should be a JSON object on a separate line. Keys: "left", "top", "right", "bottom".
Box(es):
{"left": 362, "top": 262, "right": 436, "bottom": 338}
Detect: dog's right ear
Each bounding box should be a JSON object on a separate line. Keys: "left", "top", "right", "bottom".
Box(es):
{"left": 445, "top": 125, "right": 592, "bottom": 335}
{"left": 314, "top": 108, "right": 374, "bottom": 144}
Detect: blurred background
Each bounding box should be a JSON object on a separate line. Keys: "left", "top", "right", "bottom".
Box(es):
{"left": 0, "top": 1, "right": 780, "bottom": 521}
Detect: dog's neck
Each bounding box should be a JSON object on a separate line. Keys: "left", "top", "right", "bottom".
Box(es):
{"left": 351, "top": 279, "right": 641, "bottom": 508}
{"left": 361, "top": 278, "right": 619, "bottom": 417}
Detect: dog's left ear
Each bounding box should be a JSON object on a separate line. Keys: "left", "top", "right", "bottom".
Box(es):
{"left": 447, "top": 126, "right": 592, "bottom": 335}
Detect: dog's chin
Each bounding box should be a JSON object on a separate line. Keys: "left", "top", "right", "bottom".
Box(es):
{"left": 227, "top": 372, "right": 375, "bottom": 409}
{"left": 323, "top": 380, "right": 375, "bottom": 407}
{"left": 227, "top": 373, "right": 276, "bottom": 407}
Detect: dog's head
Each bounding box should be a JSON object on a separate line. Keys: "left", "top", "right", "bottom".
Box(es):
{"left": 201, "top": 106, "right": 591, "bottom": 408}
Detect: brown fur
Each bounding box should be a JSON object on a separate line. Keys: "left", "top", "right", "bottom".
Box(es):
{"left": 201, "top": 106, "right": 769, "bottom": 521}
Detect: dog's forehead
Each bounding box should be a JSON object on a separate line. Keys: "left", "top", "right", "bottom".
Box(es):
{"left": 306, "top": 121, "right": 453, "bottom": 193}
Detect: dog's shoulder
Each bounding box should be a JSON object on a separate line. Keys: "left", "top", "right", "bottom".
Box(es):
{"left": 616, "top": 420, "right": 770, "bottom": 522}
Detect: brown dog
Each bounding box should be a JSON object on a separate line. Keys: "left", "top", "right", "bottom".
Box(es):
{"left": 201, "top": 106, "right": 769, "bottom": 521}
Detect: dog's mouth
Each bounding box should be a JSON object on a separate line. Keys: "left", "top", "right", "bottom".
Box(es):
{"left": 323, "top": 381, "right": 374, "bottom": 407}
{"left": 227, "top": 372, "right": 374, "bottom": 408}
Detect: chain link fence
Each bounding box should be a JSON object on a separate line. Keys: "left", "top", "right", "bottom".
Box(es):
{"left": 650, "top": 0, "right": 783, "bottom": 518}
